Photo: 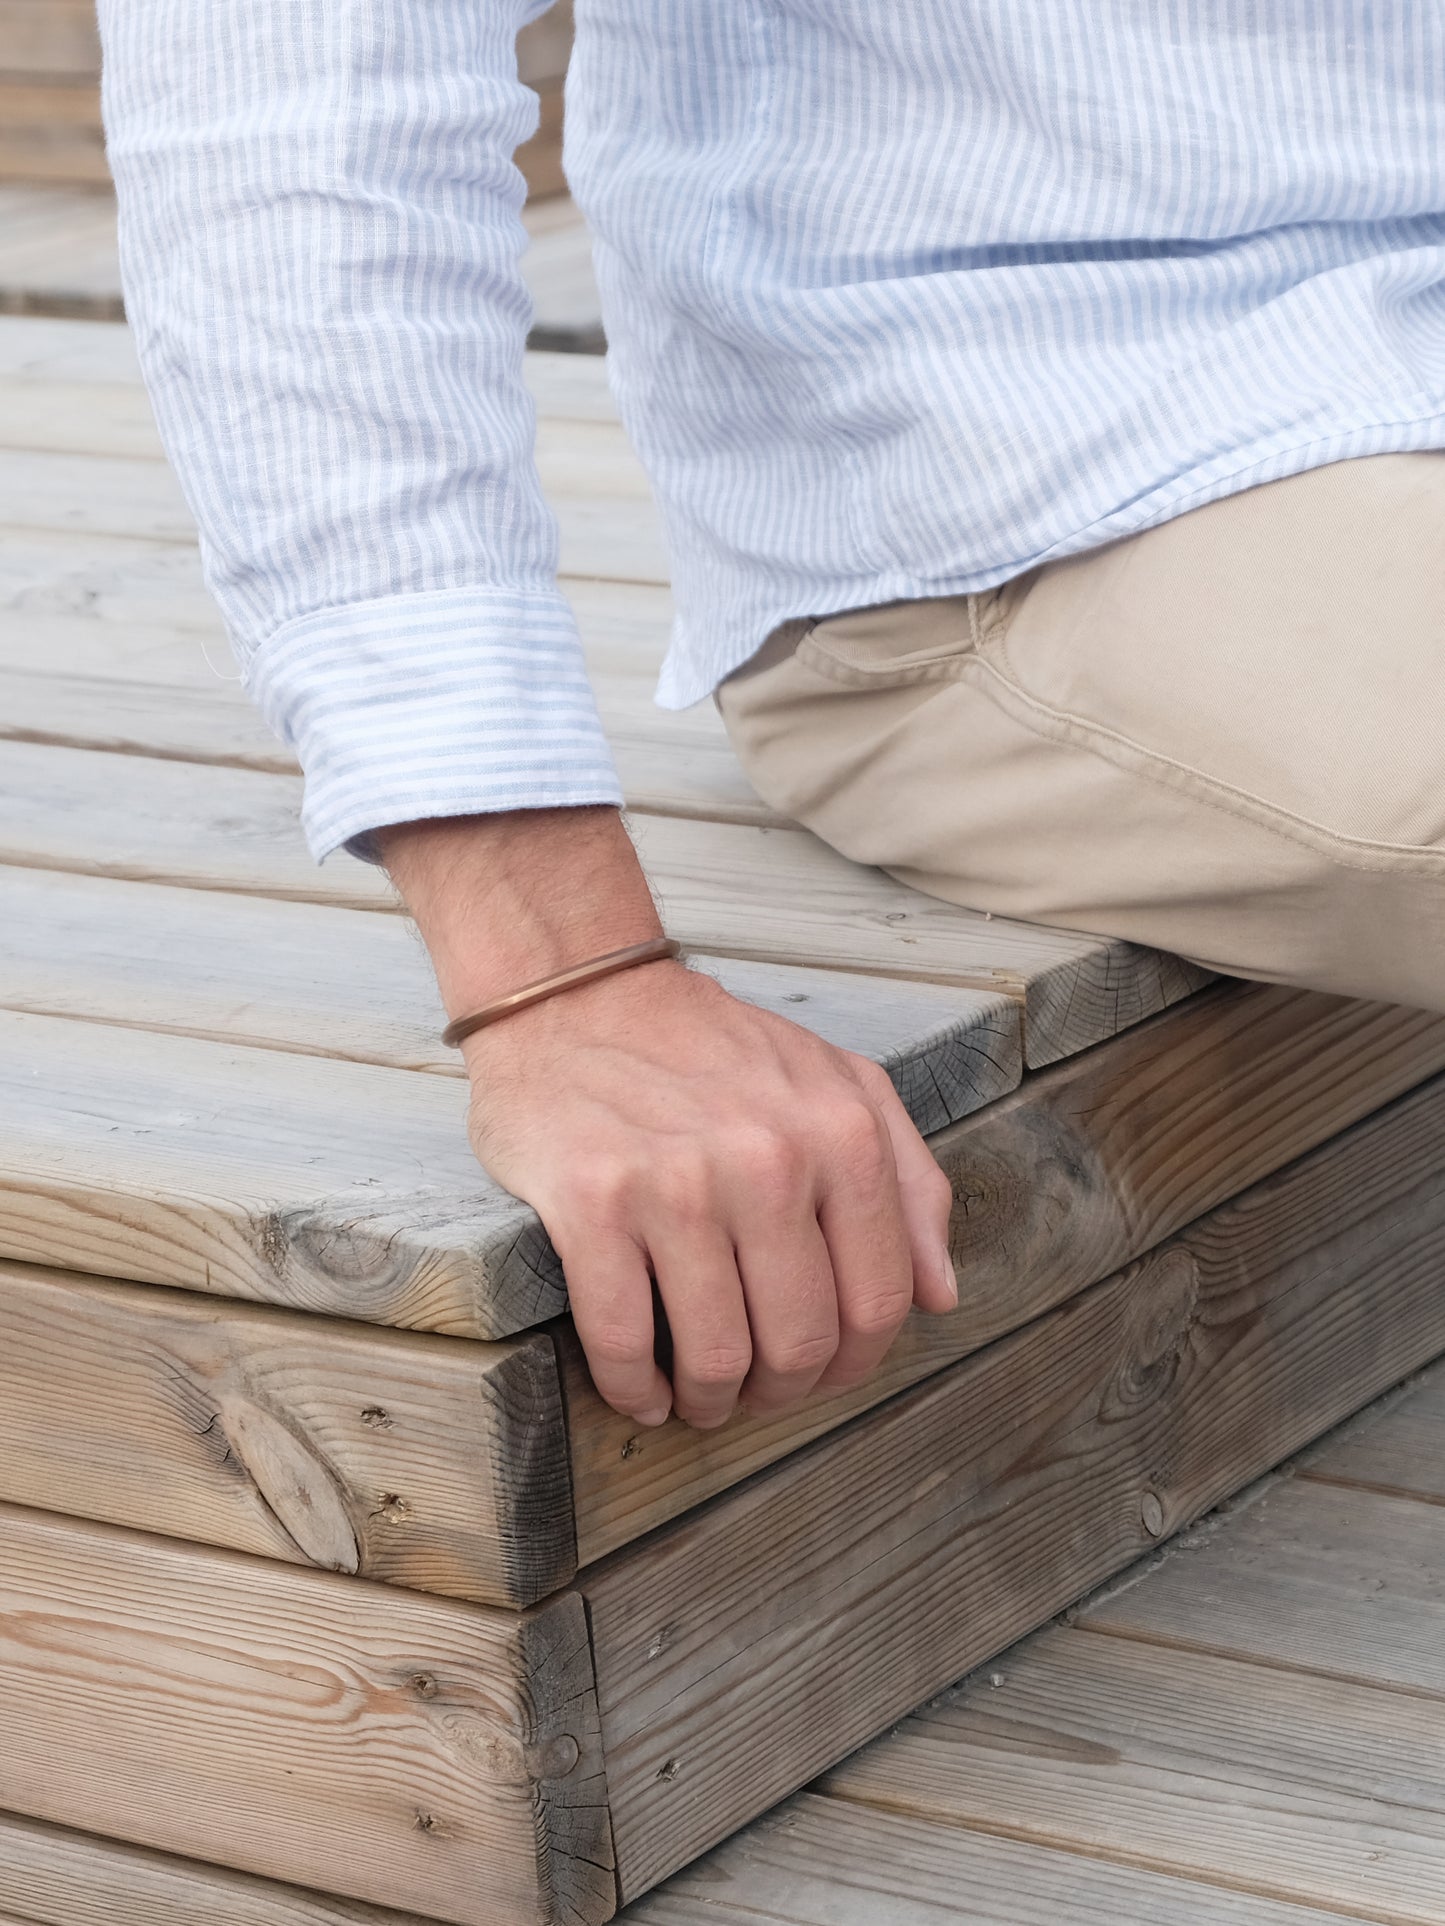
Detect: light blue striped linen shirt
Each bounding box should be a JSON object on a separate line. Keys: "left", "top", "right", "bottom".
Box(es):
{"left": 97, "top": 2, "right": 1445, "bottom": 861}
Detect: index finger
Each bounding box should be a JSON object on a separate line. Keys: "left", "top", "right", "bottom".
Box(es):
{"left": 556, "top": 1227, "right": 674, "bottom": 1426}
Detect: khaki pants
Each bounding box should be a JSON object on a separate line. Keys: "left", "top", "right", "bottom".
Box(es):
{"left": 717, "top": 454, "right": 1445, "bottom": 1013}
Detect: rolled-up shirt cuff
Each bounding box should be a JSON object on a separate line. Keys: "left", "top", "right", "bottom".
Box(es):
{"left": 245, "top": 584, "right": 625, "bottom": 862}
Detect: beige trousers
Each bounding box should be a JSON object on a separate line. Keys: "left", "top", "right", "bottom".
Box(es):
{"left": 717, "top": 454, "right": 1445, "bottom": 1013}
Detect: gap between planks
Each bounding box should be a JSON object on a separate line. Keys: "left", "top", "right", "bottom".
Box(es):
{"left": 0, "top": 738, "right": 1207, "bottom": 1068}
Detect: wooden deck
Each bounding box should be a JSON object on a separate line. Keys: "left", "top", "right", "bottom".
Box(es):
{"left": 630, "top": 1357, "right": 1445, "bottom": 1924}
{"left": 0, "top": 184, "right": 604, "bottom": 351}
{"left": 2, "top": 310, "right": 1444, "bottom": 1924}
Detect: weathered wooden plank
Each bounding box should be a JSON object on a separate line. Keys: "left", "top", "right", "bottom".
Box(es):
{"left": 521, "top": 206, "right": 604, "bottom": 353}
{"left": 824, "top": 1627, "right": 1445, "bottom": 1923}
{"left": 0, "top": 739, "right": 1205, "bottom": 1064}
{"left": 0, "top": 1810, "right": 437, "bottom": 1926}
{"left": 0, "top": 528, "right": 225, "bottom": 641}
{"left": 0, "top": 1007, "right": 567, "bottom": 1338}
{"left": 0, "top": 80, "right": 107, "bottom": 187}
{"left": 0, "top": 986, "right": 1005, "bottom": 1341}
{"left": 0, "top": 664, "right": 784, "bottom": 825}
{"left": 0, "top": 199, "right": 125, "bottom": 321}
{"left": 562, "top": 981, "right": 1445, "bottom": 1564}
{"left": 0, "top": 314, "right": 615, "bottom": 421}
{"left": 620, "top": 1792, "right": 1369, "bottom": 1926}
{"left": 0, "top": 531, "right": 674, "bottom": 669}
{"left": 1296, "top": 1358, "right": 1445, "bottom": 1503}
{"left": 581, "top": 1068, "right": 1445, "bottom": 1900}
{"left": 1084, "top": 1476, "right": 1445, "bottom": 1694}
{"left": 0, "top": 1, "right": 101, "bottom": 77}
{"left": 0, "top": 1507, "right": 612, "bottom": 1926}
{"left": 0, "top": 376, "right": 635, "bottom": 482}
{"left": 6, "top": 951, "right": 1435, "bottom": 1556}
{"left": 0, "top": 371, "right": 180, "bottom": 458}
{"left": 0, "top": 444, "right": 668, "bottom": 580}
{"left": 0, "top": 1258, "right": 575, "bottom": 1606}
{"left": 0, "top": 866, "right": 1022, "bottom": 1125}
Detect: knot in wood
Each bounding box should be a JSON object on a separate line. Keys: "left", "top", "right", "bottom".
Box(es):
{"left": 524, "top": 1733, "right": 581, "bottom": 1781}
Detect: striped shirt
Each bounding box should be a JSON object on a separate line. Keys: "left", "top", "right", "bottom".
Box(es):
{"left": 98, "top": 1, "right": 1445, "bottom": 860}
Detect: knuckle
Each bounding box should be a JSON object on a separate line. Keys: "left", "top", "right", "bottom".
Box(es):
{"left": 569, "top": 1154, "right": 638, "bottom": 1219}
{"left": 686, "top": 1342, "right": 753, "bottom": 1388}
{"left": 830, "top": 1100, "right": 889, "bottom": 1174}
{"left": 851, "top": 1056, "right": 895, "bottom": 1100}
{"left": 652, "top": 1150, "right": 717, "bottom": 1219}
{"left": 585, "top": 1324, "right": 652, "bottom": 1372}
{"left": 762, "top": 1330, "right": 838, "bottom": 1380}
{"left": 844, "top": 1286, "right": 911, "bottom": 1341}
{"left": 729, "top": 1125, "right": 806, "bottom": 1196}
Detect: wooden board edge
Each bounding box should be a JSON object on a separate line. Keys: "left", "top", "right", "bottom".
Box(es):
{"left": 584, "top": 1066, "right": 1445, "bottom": 1899}
{"left": 491, "top": 1333, "right": 580, "bottom": 1607}
{"left": 562, "top": 984, "right": 1445, "bottom": 1567}
{"left": 0, "top": 1807, "right": 441, "bottom": 1925}
{"left": 1022, "top": 941, "right": 1214, "bottom": 1069}
{"left": 0, "top": 1256, "right": 577, "bottom": 1608}
{"left": 516, "top": 1593, "right": 617, "bottom": 1925}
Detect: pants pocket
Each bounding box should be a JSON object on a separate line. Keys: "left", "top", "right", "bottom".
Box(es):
{"left": 795, "top": 594, "right": 979, "bottom": 687}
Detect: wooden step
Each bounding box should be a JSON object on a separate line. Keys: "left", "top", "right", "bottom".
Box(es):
{"left": 0, "top": 866, "right": 1021, "bottom": 1119}
{"left": 4, "top": 1067, "right": 1445, "bottom": 1919}
{"left": 0, "top": 983, "right": 1440, "bottom": 1607}
{"left": 621, "top": 1792, "right": 1366, "bottom": 1926}
{"left": 0, "top": 1810, "right": 436, "bottom": 1926}
{"left": 0, "top": 1509, "right": 610, "bottom": 1926}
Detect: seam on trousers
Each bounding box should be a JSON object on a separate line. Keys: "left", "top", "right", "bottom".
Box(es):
{"left": 962, "top": 653, "right": 1445, "bottom": 881}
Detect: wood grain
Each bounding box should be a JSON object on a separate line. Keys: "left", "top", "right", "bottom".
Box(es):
{"left": 0, "top": 390, "right": 639, "bottom": 488}
{"left": 0, "top": 738, "right": 1204, "bottom": 1066}
{"left": 565, "top": 981, "right": 1445, "bottom": 1564}
{"left": 0, "top": 866, "right": 1021, "bottom": 1120}
{"left": 0, "top": 1507, "right": 613, "bottom": 1926}
{"left": 620, "top": 1791, "right": 1367, "bottom": 1926}
{"left": 825, "top": 1626, "right": 1445, "bottom": 1922}
{"left": 0, "top": 1810, "right": 438, "bottom": 1926}
{"left": 1084, "top": 1476, "right": 1445, "bottom": 1695}
{"left": 0, "top": 1258, "right": 575, "bottom": 1606}
{"left": 0, "top": 443, "right": 668, "bottom": 581}
{"left": 0, "top": 1, "right": 100, "bottom": 78}
{"left": 0, "top": 663, "right": 785, "bottom": 826}
{"left": 0, "top": 982, "right": 1012, "bottom": 1344}
{"left": 1296, "top": 1358, "right": 1445, "bottom": 1504}
{"left": 0, "top": 1007, "right": 566, "bottom": 1339}
{"left": 0, "top": 315, "right": 615, "bottom": 421}
{"left": 0, "top": 80, "right": 107, "bottom": 186}
{"left": 520, "top": 204, "right": 604, "bottom": 354}
{"left": 0, "top": 531, "right": 674, "bottom": 671}
{"left": 582, "top": 1068, "right": 1445, "bottom": 1899}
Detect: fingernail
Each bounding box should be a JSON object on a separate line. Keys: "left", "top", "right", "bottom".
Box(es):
{"left": 636, "top": 1405, "right": 671, "bottom": 1428}
{"left": 942, "top": 1254, "right": 959, "bottom": 1305}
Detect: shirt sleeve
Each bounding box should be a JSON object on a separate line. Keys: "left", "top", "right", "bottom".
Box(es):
{"left": 95, "top": 0, "right": 623, "bottom": 862}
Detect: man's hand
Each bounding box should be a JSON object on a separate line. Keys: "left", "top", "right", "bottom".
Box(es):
{"left": 380, "top": 807, "right": 957, "bottom": 1430}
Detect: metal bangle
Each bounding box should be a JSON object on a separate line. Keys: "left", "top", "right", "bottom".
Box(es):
{"left": 440, "top": 937, "right": 682, "bottom": 1047}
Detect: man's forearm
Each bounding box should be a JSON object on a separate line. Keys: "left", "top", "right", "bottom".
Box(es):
{"left": 377, "top": 807, "right": 664, "bottom": 1019}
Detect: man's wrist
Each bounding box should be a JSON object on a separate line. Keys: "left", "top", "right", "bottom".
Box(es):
{"left": 377, "top": 806, "right": 665, "bottom": 1018}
